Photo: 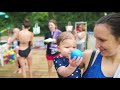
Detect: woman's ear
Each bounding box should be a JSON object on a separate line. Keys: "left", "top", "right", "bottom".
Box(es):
{"left": 117, "top": 37, "right": 120, "bottom": 44}
{"left": 118, "top": 38, "right": 120, "bottom": 44}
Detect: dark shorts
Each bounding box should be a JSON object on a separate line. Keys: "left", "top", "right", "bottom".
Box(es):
{"left": 19, "top": 46, "right": 31, "bottom": 58}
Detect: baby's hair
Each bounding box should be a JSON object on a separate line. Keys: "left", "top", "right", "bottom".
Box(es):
{"left": 8, "top": 28, "right": 14, "bottom": 35}
{"left": 56, "top": 31, "right": 75, "bottom": 46}
{"left": 13, "top": 28, "right": 20, "bottom": 34}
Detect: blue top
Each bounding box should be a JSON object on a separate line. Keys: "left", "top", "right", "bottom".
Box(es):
{"left": 82, "top": 52, "right": 112, "bottom": 78}
{"left": 53, "top": 55, "right": 81, "bottom": 78}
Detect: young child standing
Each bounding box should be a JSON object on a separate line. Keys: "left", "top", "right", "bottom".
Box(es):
{"left": 7, "top": 28, "right": 21, "bottom": 74}
{"left": 53, "top": 31, "right": 82, "bottom": 78}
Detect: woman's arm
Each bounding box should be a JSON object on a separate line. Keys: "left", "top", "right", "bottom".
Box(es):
{"left": 30, "top": 32, "right": 34, "bottom": 46}
{"left": 78, "top": 31, "right": 86, "bottom": 39}
{"left": 79, "top": 49, "right": 93, "bottom": 71}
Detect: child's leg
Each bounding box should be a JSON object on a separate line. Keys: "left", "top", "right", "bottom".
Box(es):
{"left": 17, "top": 60, "right": 22, "bottom": 74}
{"left": 13, "top": 46, "right": 21, "bottom": 73}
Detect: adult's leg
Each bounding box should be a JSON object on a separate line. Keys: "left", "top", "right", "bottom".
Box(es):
{"left": 77, "top": 44, "right": 80, "bottom": 50}
{"left": 47, "top": 60, "right": 53, "bottom": 78}
{"left": 81, "top": 43, "right": 86, "bottom": 51}
{"left": 77, "top": 43, "right": 85, "bottom": 51}
{"left": 26, "top": 50, "right": 32, "bottom": 78}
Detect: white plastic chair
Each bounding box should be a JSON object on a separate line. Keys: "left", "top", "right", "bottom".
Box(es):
{"left": 0, "top": 43, "right": 8, "bottom": 66}
{"left": 0, "top": 46, "right": 4, "bottom": 66}
{"left": 0, "top": 54, "right": 4, "bottom": 66}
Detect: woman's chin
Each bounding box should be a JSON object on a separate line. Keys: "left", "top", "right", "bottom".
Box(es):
{"left": 101, "top": 50, "right": 107, "bottom": 56}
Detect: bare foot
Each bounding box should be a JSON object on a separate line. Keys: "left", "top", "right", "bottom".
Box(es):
{"left": 13, "top": 70, "right": 18, "bottom": 73}
{"left": 18, "top": 69, "right": 22, "bottom": 74}
{"left": 48, "top": 75, "right": 52, "bottom": 78}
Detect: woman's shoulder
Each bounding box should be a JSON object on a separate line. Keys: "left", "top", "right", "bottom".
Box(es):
{"left": 83, "top": 49, "right": 100, "bottom": 57}
{"left": 83, "top": 49, "right": 93, "bottom": 58}
{"left": 30, "top": 32, "right": 34, "bottom": 37}
{"left": 82, "top": 49, "right": 100, "bottom": 65}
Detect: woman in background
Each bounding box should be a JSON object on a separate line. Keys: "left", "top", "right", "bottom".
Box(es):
{"left": 9, "top": 19, "right": 34, "bottom": 78}
{"left": 44, "top": 19, "right": 61, "bottom": 78}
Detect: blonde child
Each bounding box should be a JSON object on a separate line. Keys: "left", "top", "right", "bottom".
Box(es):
{"left": 8, "top": 28, "right": 22, "bottom": 73}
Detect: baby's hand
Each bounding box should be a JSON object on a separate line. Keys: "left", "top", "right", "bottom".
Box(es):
{"left": 69, "top": 56, "right": 83, "bottom": 67}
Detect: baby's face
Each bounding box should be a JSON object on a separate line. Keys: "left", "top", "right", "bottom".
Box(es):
{"left": 58, "top": 38, "right": 76, "bottom": 58}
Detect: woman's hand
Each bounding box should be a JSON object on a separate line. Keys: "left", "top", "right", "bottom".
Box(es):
{"left": 44, "top": 38, "right": 53, "bottom": 43}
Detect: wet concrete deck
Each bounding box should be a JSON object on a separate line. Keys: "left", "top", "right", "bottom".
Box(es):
{"left": 0, "top": 49, "right": 58, "bottom": 78}
{"left": 0, "top": 34, "right": 96, "bottom": 78}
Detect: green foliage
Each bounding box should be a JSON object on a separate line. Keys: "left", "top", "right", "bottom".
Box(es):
{"left": 0, "top": 12, "right": 114, "bottom": 36}
{"left": 27, "top": 12, "right": 49, "bottom": 36}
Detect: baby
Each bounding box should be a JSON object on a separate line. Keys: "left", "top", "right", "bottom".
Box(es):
{"left": 53, "top": 31, "right": 82, "bottom": 78}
